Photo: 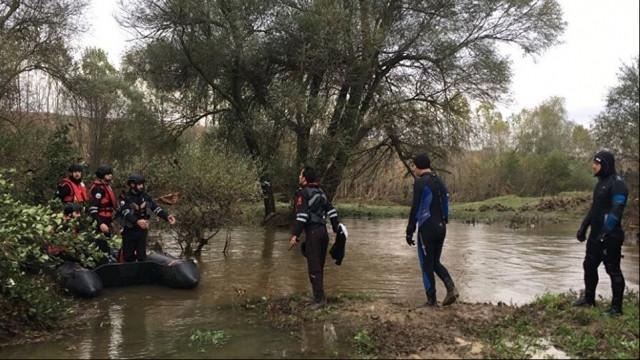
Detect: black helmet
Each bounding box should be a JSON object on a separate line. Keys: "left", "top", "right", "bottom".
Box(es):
{"left": 95, "top": 165, "right": 113, "bottom": 179}
{"left": 68, "top": 163, "right": 83, "bottom": 172}
{"left": 63, "top": 203, "right": 83, "bottom": 216}
{"left": 127, "top": 173, "right": 145, "bottom": 186}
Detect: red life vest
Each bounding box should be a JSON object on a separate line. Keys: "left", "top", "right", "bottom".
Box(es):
{"left": 89, "top": 180, "right": 118, "bottom": 218}
{"left": 60, "top": 177, "right": 89, "bottom": 203}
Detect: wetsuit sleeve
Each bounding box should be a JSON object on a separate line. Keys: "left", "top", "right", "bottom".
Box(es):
{"left": 56, "top": 183, "right": 71, "bottom": 200}
{"left": 88, "top": 186, "right": 106, "bottom": 224}
{"left": 292, "top": 191, "right": 308, "bottom": 238}
{"left": 578, "top": 208, "right": 592, "bottom": 235}
{"left": 324, "top": 200, "right": 339, "bottom": 233}
{"left": 603, "top": 177, "right": 628, "bottom": 234}
{"left": 406, "top": 178, "right": 422, "bottom": 237}
{"left": 148, "top": 195, "right": 169, "bottom": 221}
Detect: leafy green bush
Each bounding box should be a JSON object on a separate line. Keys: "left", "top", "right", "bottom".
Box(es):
{"left": 165, "top": 142, "right": 261, "bottom": 255}
{"left": 120, "top": 138, "right": 262, "bottom": 256}
{"left": 0, "top": 169, "right": 107, "bottom": 336}
{"left": 0, "top": 123, "right": 82, "bottom": 205}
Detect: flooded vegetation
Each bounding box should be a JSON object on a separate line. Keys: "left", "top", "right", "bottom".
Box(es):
{"left": 1, "top": 218, "right": 638, "bottom": 358}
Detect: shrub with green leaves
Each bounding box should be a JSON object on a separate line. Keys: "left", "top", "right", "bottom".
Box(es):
{"left": 162, "top": 142, "right": 261, "bottom": 256}
{"left": 121, "top": 139, "right": 262, "bottom": 256}
{"left": 0, "top": 169, "right": 107, "bottom": 336}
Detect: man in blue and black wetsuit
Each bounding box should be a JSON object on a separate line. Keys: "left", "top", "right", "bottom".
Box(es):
{"left": 406, "top": 154, "right": 459, "bottom": 307}
{"left": 574, "top": 150, "right": 628, "bottom": 316}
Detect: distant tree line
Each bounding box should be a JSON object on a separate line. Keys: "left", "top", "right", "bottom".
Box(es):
{"left": 1, "top": 0, "right": 637, "bottom": 218}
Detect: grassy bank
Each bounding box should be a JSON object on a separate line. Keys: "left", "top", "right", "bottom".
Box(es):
{"left": 449, "top": 191, "right": 591, "bottom": 226}
{"left": 241, "top": 290, "right": 639, "bottom": 359}
{"left": 245, "top": 192, "right": 592, "bottom": 226}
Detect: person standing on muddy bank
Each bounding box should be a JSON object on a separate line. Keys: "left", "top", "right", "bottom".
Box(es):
{"left": 574, "top": 150, "right": 628, "bottom": 316}
{"left": 289, "top": 166, "right": 341, "bottom": 309}
{"left": 406, "top": 154, "right": 459, "bottom": 307}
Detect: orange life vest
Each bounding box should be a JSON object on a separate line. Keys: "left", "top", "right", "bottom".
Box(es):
{"left": 89, "top": 180, "right": 118, "bottom": 218}
{"left": 60, "top": 177, "right": 89, "bottom": 203}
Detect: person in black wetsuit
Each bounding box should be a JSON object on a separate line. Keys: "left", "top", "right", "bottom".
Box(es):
{"left": 406, "top": 154, "right": 459, "bottom": 307}
{"left": 573, "top": 150, "right": 628, "bottom": 316}
{"left": 289, "top": 166, "right": 341, "bottom": 308}
{"left": 118, "top": 174, "right": 176, "bottom": 262}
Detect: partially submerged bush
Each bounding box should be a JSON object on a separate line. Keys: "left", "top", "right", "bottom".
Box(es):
{"left": 145, "top": 141, "right": 261, "bottom": 256}
{"left": 0, "top": 169, "right": 108, "bottom": 336}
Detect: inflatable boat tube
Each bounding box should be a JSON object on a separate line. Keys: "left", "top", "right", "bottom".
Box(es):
{"left": 54, "top": 251, "right": 199, "bottom": 297}
{"left": 53, "top": 261, "right": 103, "bottom": 298}
{"left": 92, "top": 251, "right": 199, "bottom": 289}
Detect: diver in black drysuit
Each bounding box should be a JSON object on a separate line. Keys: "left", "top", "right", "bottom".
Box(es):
{"left": 574, "top": 150, "right": 628, "bottom": 316}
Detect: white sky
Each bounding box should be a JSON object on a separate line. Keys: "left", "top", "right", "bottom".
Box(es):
{"left": 78, "top": 0, "right": 640, "bottom": 128}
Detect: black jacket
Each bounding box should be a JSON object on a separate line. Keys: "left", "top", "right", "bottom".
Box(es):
{"left": 580, "top": 151, "right": 628, "bottom": 240}
{"left": 118, "top": 190, "right": 169, "bottom": 229}
{"left": 406, "top": 171, "right": 449, "bottom": 237}
{"left": 292, "top": 184, "right": 339, "bottom": 237}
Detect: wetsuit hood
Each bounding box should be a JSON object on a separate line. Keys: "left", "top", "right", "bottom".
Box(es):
{"left": 594, "top": 150, "right": 616, "bottom": 178}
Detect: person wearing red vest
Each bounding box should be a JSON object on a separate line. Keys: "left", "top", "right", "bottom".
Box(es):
{"left": 55, "top": 163, "right": 88, "bottom": 204}
{"left": 47, "top": 203, "right": 84, "bottom": 260}
{"left": 88, "top": 164, "right": 118, "bottom": 257}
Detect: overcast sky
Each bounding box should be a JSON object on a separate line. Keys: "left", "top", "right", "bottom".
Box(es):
{"left": 78, "top": 0, "right": 639, "bottom": 128}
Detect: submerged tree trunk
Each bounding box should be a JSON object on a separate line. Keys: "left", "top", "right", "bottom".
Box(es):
{"left": 261, "top": 173, "right": 276, "bottom": 218}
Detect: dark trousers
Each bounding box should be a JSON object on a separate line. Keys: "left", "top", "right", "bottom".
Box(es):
{"left": 122, "top": 227, "right": 149, "bottom": 262}
{"left": 93, "top": 217, "right": 112, "bottom": 265}
{"left": 583, "top": 232, "right": 625, "bottom": 308}
{"left": 303, "top": 224, "right": 329, "bottom": 301}
{"left": 417, "top": 221, "right": 453, "bottom": 298}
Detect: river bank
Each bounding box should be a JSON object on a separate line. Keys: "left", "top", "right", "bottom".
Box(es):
{"left": 4, "top": 289, "right": 637, "bottom": 359}
{"left": 239, "top": 291, "right": 639, "bottom": 359}
{"left": 256, "top": 191, "right": 593, "bottom": 229}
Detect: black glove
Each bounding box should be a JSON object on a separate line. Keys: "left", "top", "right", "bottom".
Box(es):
{"left": 406, "top": 235, "right": 415, "bottom": 246}
{"left": 576, "top": 228, "right": 586, "bottom": 242}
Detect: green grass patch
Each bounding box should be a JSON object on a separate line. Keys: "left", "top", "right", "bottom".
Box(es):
{"left": 189, "top": 329, "right": 230, "bottom": 352}
{"left": 352, "top": 329, "right": 375, "bottom": 356}
{"left": 479, "top": 291, "right": 640, "bottom": 359}
{"left": 333, "top": 202, "right": 409, "bottom": 218}
{"left": 241, "top": 191, "right": 592, "bottom": 226}
{"left": 450, "top": 192, "right": 590, "bottom": 225}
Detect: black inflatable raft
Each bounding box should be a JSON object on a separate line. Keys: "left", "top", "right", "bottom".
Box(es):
{"left": 53, "top": 251, "right": 199, "bottom": 298}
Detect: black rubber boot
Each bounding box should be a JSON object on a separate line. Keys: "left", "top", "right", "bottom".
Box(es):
{"left": 572, "top": 290, "right": 596, "bottom": 307}
{"left": 310, "top": 296, "right": 327, "bottom": 310}
{"left": 425, "top": 289, "right": 438, "bottom": 307}
{"left": 602, "top": 306, "right": 623, "bottom": 317}
{"left": 442, "top": 278, "right": 459, "bottom": 306}
{"left": 603, "top": 295, "right": 623, "bottom": 316}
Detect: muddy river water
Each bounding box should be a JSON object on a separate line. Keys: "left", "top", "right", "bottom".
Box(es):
{"left": 1, "top": 218, "right": 638, "bottom": 358}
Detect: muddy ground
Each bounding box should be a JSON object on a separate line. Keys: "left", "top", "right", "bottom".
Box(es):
{"left": 3, "top": 292, "right": 637, "bottom": 359}
{"left": 241, "top": 291, "right": 639, "bottom": 359}
{"left": 243, "top": 295, "right": 520, "bottom": 359}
